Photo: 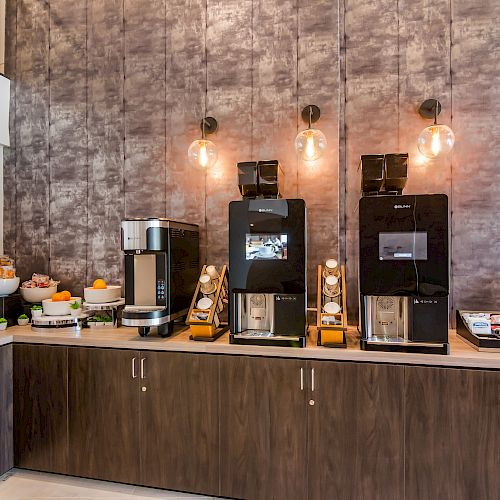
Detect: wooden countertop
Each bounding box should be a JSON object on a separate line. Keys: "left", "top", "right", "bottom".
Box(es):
{"left": 0, "top": 325, "right": 498, "bottom": 369}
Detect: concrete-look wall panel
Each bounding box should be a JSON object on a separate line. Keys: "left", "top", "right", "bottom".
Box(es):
{"left": 252, "top": 0, "right": 298, "bottom": 199}
{"left": 49, "top": 0, "right": 88, "bottom": 292}
{"left": 4, "top": 0, "right": 500, "bottom": 324}
{"left": 165, "top": 0, "right": 206, "bottom": 263}
{"left": 297, "top": 0, "right": 341, "bottom": 305}
{"left": 3, "top": 0, "right": 17, "bottom": 259}
{"left": 344, "top": 0, "right": 399, "bottom": 319}
{"left": 205, "top": 0, "right": 252, "bottom": 268}
{"left": 451, "top": 0, "right": 500, "bottom": 312}
{"left": 124, "top": 0, "right": 166, "bottom": 219}
{"left": 15, "top": 0, "right": 50, "bottom": 281}
{"left": 86, "top": 0, "right": 125, "bottom": 285}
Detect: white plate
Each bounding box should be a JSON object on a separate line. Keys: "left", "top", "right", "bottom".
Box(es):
{"left": 323, "top": 302, "right": 341, "bottom": 314}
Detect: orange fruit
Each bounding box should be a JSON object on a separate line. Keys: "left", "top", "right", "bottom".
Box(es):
{"left": 60, "top": 290, "right": 71, "bottom": 301}
{"left": 52, "top": 292, "right": 63, "bottom": 302}
{"left": 93, "top": 279, "right": 107, "bottom": 289}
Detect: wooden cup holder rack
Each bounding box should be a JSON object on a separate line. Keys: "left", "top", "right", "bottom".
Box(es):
{"left": 316, "top": 264, "right": 348, "bottom": 348}
{"left": 187, "top": 265, "right": 229, "bottom": 342}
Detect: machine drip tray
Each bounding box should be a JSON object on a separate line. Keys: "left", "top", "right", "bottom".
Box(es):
{"left": 230, "top": 330, "right": 306, "bottom": 347}
{"left": 361, "top": 338, "right": 449, "bottom": 355}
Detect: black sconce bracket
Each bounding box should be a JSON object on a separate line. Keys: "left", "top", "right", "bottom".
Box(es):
{"left": 418, "top": 99, "right": 442, "bottom": 120}
{"left": 200, "top": 116, "right": 218, "bottom": 138}
{"left": 301, "top": 105, "right": 321, "bottom": 127}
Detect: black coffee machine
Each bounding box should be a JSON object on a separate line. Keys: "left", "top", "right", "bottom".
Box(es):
{"left": 229, "top": 160, "right": 307, "bottom": 347}
{"left": 359, "top": 193, "right": 449, "bottom": 354}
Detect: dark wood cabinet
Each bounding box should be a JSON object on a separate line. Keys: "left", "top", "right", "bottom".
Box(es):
{"left": 9, "top": 342, "right": 500, "bottom": 500}
{"left": 68, "top": 347, "right": 141, "bottom": 484}
{"left": 13, "top": 344, "right": 68, "bottom": 473}
{"left": 140, "top": 352, "right": 220, "bottom": 495}
{"left": 219, "top": 356, "right": 308, "bottom": 500}
{"left": 307, "top": 360, "right": 404, "bottom": 500}
{"left": 0, "top": 345, "right": 13, "bottom": 475}
{"left": 405, "top": 366, "right": 500, "bottom": 500}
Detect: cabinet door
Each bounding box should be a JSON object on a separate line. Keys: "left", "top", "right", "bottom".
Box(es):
{"left": 307, "top": 361, "right": 404, "bottom": 500}
{"left": 220, "top": 356, "right": 308, "bottom": 500}
{"left": 140, "top": 352, "right": 220, "bottom": 496}
{"left": 405, "top": 366, "right": 499, "bottom": 500}
{"left": 0, "top": 345, "right": 13, "bottom": 475}
{"left": 14, "top": 344, "right": 68, "bottom": 473}
{"left": 68, "top": 347, "right": 140, "bottom": 484}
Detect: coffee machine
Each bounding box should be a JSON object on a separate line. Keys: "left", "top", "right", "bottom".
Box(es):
{"left": 121, "top": 218, "right": 199, "bottom": 337}
{"left": 229, "top": 160, "right": 307, "bottom": 347}
{"left": 359, "top": 194, "right": 449, "bottom": 354}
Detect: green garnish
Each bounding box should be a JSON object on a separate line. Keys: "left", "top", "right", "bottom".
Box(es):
{"left": 0, "top": 318, "right": 7, "bottom": 324}
{"left": 31, "top": 305, "right": 42, "bottom": 310}
{"left": 70, "top": 301, "right": 81, "bottom": 310}
{"left": 18, "top": 314, "right": 28, "bottom": 320}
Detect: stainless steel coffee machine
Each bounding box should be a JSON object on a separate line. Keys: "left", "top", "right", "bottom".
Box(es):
{"left": 229, "top": 160, "right": 307, "bottom": 347}
{"left": 121, "top": 218, "right": 199, "bottom": 337}
{"left": 359, "top": 194, "right": 449, "bottom": 354}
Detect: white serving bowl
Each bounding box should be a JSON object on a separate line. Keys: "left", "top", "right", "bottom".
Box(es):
{"left": 0, "top": 277, "right": 20, "bottom": 296}
{"left": 20, "top": 285, "right": 57, "bottom": 303}
{"left": 42, "top": 297, "right": 82, "bottom": 316}
{"left": 84, "top": 285, "right": 121, "bottom": 304}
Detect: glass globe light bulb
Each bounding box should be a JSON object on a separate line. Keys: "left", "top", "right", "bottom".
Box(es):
{"left": 188, "top": 139, "right": 218, "bottom": 169}
{"left": 417, "top": 124, "right": 455, "bottom": 159}
{"left": 294, "top": 128, "right": 327, "bottom": 161}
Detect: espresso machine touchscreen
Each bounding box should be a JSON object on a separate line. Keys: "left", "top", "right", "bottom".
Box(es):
{"left": 359, "top": 194, "right": 449, "bottom": 354}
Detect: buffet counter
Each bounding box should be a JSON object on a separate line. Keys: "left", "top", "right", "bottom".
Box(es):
{"left": 1, "top": 324, "right": 498, "bottom": 369}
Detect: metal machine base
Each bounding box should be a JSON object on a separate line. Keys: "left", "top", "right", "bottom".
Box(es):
{"left": 123, "top": 307, "right": 187, "bottom": 338}
{"left": 360, "top": 338, "right": 449, "bottom": 355}
{"left": 137, "top": 322, "right": 175, "bottom": 338}
{"left": 230, "top": 331, "right": 306, "bottom": 348}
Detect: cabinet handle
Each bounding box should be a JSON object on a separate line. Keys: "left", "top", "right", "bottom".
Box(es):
{"left": 132, "top": 357, "right": 137, "bottom": 379}
{"left": 300, "top": 367, "right": 304, "bottom": 391}
{"left": 140, "top": 357, "right": 146, "bottom": 379}
{"left": 311, "top": 368, "right": 315, "bottom": 392}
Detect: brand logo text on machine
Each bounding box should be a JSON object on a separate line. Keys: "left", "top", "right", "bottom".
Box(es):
{"left": 394, "top": 204, "right": 411, "bottom": 209}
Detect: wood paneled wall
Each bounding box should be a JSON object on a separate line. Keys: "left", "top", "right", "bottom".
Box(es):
{"left": 3, "top": 0, "right": 500, "bottom": 322}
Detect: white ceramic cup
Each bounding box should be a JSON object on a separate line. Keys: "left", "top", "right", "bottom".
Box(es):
{"left": 323, "top": 301, "right": 341, "bottom": 314}
{"left": 323, "top": 275, "right": 340, "bottom": 297}
{"left": 323, "top": 258, "right": 339, "bottom": 278}
{"left": 205, "top": 265, "right": 219, "bottom": 280}
{"left": 197, "top": 297, "right": 213, "bottom": 310}
{"left": 199, "top": 274, "right": 216, "bottom": 295}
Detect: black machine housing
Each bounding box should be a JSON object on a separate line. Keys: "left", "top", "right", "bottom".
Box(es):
{"left": 229, "top": 198, "right": 307, "bottom": 346}
{"left": 359, "top": 194, "right": 450, "bottom": 354}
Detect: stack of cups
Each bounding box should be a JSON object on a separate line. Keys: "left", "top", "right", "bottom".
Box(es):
{"left": 197, "top": 266, "right": 222, "bottom": 313}
{"left": 322, "top": 259, "right": 341, "bottom": 315}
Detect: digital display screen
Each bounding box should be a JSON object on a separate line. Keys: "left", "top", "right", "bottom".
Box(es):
{"left": 379, "top": 232, "right": 428, "bottom": 260}
{"left": 246, "top": 234, "right": 288, "bottom": 260}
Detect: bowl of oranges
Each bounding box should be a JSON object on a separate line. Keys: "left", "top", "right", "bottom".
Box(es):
{"left": 42, "top": 291, "right": 82, "bottom": 316}
{"left": 84, "top": 279, "right": 121, "bottom": 304}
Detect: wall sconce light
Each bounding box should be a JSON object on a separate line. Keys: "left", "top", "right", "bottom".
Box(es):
{"left": 295, "top": 105, "right": 327, "bottom": 161}
{"left": 417, "top": 99, "right": 455, "bottom": 159}
{"left": 188, "top": 117, "right": 218, "bottom": 169}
